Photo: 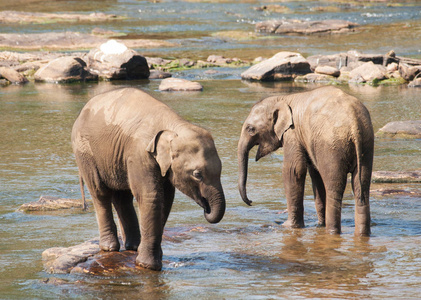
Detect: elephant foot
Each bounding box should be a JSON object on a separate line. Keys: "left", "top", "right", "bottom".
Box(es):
{"left": 282, "top": 219, "right": 304, "bottom": 228}
{"left": 124, "top": 241, "right": 139, "bottom": 251}
{"left": 326, "top": 227, "right": 341, "bottom": 235}
{"left": 99, "top": 235, "right": 120, "bottom": 251}
{"left": 136, "top": 253, "right": 162, "bottom": 271}
{"left": 316, "top": 221, "right": 326, "bottom": 227}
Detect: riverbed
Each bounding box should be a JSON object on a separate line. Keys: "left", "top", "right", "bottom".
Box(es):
{"left": 1, "top": 1, "right": 421, "bottom": 299}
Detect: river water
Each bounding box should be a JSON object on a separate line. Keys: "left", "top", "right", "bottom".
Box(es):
{"left": 1, "top": 1, "right": 421, "bottom": 299}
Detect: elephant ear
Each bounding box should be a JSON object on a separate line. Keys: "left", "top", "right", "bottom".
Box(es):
{"left": 146, "top": 130, "right": 178, "bottom": 177}
{"left": 273, "top": 102, "right": 293, "bottom": 146}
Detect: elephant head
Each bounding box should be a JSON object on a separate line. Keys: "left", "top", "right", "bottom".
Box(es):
{"left": 147, "top": 129, "right": 226, "bottom": 223}
{"left": 238, "top": 97, "right": 293, "bottom": 206}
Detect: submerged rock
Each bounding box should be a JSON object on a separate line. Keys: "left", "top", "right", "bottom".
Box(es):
{"left": 377, "top": 120, "right": 421, "bottom": 138}
{"left": 18, "top": 195, "right": 86, "bottom": 212}
{"left": 42, "top": 226, "right": 208, "bottom": 274}
{"left": 256, "top": 19, "right": 358, "bottom": 35}
{"left": 372, "top": 171, "right": 421, "bottom": 183}
{"left": 159, "top": 78, "right": 203, "bottom": 91}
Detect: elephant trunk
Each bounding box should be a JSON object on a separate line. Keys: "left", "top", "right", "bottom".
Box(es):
{"left": 238, "top": 136, "right": 253, "bottom": 206}
{"left": 203, "top": 185, "right": 226, "bottom": 224}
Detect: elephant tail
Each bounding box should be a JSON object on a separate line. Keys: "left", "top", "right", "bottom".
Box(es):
{"left": 79, "top": 173, "right": 88, "bottom": 211}
{"left": 353, "top": 131, "right": 372, "bottom": 207}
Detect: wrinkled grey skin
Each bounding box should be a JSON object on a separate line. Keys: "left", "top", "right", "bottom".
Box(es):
{"left": 238, "top": 86, "right": 374, "bottom": 236}
{"left": 72, "top": 88, "right": 225, "bottom": 271}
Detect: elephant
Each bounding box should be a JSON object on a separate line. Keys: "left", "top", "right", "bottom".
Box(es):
{"left": 71, "top": 87, "right": 226, "bottom": 271}
{"left": 238, "top": 86, "right": 374, "bottom": 236}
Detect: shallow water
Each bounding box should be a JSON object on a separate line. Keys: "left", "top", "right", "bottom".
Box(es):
{"left": 1, "top": 0, "right": 421, "bottom": 299}
{"left": 1, "top": 79, "right": 420, "bottom": 299}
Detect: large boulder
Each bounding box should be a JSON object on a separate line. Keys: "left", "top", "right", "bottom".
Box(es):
{"left": 377, "top": 120, "right": 421, "bottom": 138}
{"left": 87, "top": 40, "right": 150, "bottom": 80}
{"left": 34, "top": 56, "right": 98, "bottom": 83}
{"left": 241, "top": 51, "right": 311, "bottom": 81}
{"left": 349, "top": 61, "right": 387, "bottom": 83}
{"left": 0, "top": 66, "right": 28, "bottom": 84}
{"left": 256, "top": 19, "right": 358, "bottom": 35}
{"left": 399, "top": 63, "right": 421, "bottom": 81}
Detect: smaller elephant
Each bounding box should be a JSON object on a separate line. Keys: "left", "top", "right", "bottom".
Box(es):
{"left": 238, "top": 86, "right": 374, "bottom": 236}
{"left": 72, "top": 88, "right": 226, "bottom": 271}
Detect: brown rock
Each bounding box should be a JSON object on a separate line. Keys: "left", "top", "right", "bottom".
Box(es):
{"left": 241, "top": 51, "right": 311, "bottom": 81}
{"left": 18, "top": 195, "right": 87, "bottom": 212}
{"left": 399, "top": 63, "right": 421, "bottom": 81}
{"left": 0, "top": 66, "right": 28, "bottom": 84}
{"left": 159, "top": 78, "right": 203, "bottom": 91}
{"left": 408, "top": 78, "right": 421, "bottom": 88}
{"left": 34, "top": 57, "right": 98, "bottom": 83}
{"left": 349, "top": 61, "right": 387, "bottom": 82}
{"left": 372, "top": 170, "right": 421, "bottom": 183}
{"left": 87, "top": 40, "right": 149, "bottom": 80}
{"left": 377, "top": 120, "right": 421, "bottom": 138}
{"left": 256, "top": 19, "right": 358, "bottom": 35}
{"left": 315, "top": 65, "right": 340, "bottom": 77}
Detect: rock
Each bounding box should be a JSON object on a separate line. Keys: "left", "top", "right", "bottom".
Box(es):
{"left": 295, "top": 73, "right": 336, "bottom": 83}
{"left": 42, "top": 226, "right": 208, "bottom": 274}
{"left": 42, "top": 238, "right": 101, "bottom": 274}
{"left": 408, "top": 77, "right": 421, "bottom": 87}
{"left": 315, "top": 65, "right": 340, "bottom": 77}
{"left": 349, "top": 61, "right": 387, "bottom": 83}
{"left": 241, "top": 51, "right": 311, "bottom": 81}
{"left": 377, "top": 120, "right": 421, "bottom": 138}
{"left": 371, "top": 188, "right": 421, "bottom": 197}
{"left": 372, "top": 171, "right": 421, "bottom": 183}
{"left": 0, "top": 32, "right": 174, "bottom": 51}
{"left": 256, "top": 19, "right": 358, "bottom": 35}
{"left": 0, "top": 11, "right": 122, "bottom": 24}
{"left": 253, "top": 5, "right": 290, "bottom": 13}
{"left": 18, "top": 195, "right": 87, "bottom": 212}
{"left": 159, "top": 78, "right": 203, "bottom": 91}
{"left": 87, "top": 40, "right": 150, "bottom": 80}
{"left": 34, "top": 57, "right": 98, "bottom": 83}
{"left": 0, "top": 66, "right": 28, "bottom": 84}
{"left": 207, "top": 55, "right": 233, "bottom": 65}
{"left": 386, "top": 62, "right": 398, "bottom": 73}
{"left": 149, "top": 70, "right": 172, "bottom": 79}
{"left": 399, "top": 63, "right": 421, "bottom": 81}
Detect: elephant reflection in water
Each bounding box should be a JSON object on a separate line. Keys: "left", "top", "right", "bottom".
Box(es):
{"left": 238, "top": 86, "right": 374, "bottom": 236}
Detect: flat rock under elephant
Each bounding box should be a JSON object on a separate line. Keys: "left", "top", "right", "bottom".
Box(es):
{"left": 42, "top": 226, "right": 206, "bottom": 275}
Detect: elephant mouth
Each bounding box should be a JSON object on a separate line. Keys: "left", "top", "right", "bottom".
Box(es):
{"left": 195, "top": 196, "right": 211, "bottom": 214}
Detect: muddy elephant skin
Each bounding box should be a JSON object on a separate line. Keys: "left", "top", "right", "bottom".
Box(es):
{"left": 72, "top": 88, "right": 226, "bottom": 271}
{"left": 238, "top": 86, "right": 374, "bottom": 236}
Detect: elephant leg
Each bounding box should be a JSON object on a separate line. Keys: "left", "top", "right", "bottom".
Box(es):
{"left": 308, "top": 165, "right": 326, "bottom": 227}
{"left": 162, "top": 179, "right": 175, "bottom": 228}
{"left": 351, "top": 161, "right": 372, "bottom": 236}
{"left": 282, "top": 145, "right": 307, "bottom": 228}
{"left": 77, "top": 157, "right": 119, "bottom": 251}
{"left": 112, "top": 190, "right": 140, "bottom": 251}
{"left": 323, "top": 170, "right": 347, "bottom": 235}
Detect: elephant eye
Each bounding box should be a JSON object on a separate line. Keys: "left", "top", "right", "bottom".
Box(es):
{"left": 246, "top": 125, "right": 256, "bottom": 136}
{"left": 192, "top": 170, "right": 203, "bottom": 181}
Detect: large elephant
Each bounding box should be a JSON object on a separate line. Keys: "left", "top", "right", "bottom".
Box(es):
{"left": 72, "top": 87, "right": 226, "bottom": 271}
{"left": 238, "top": 86, "right": 374, "bottom": 236}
